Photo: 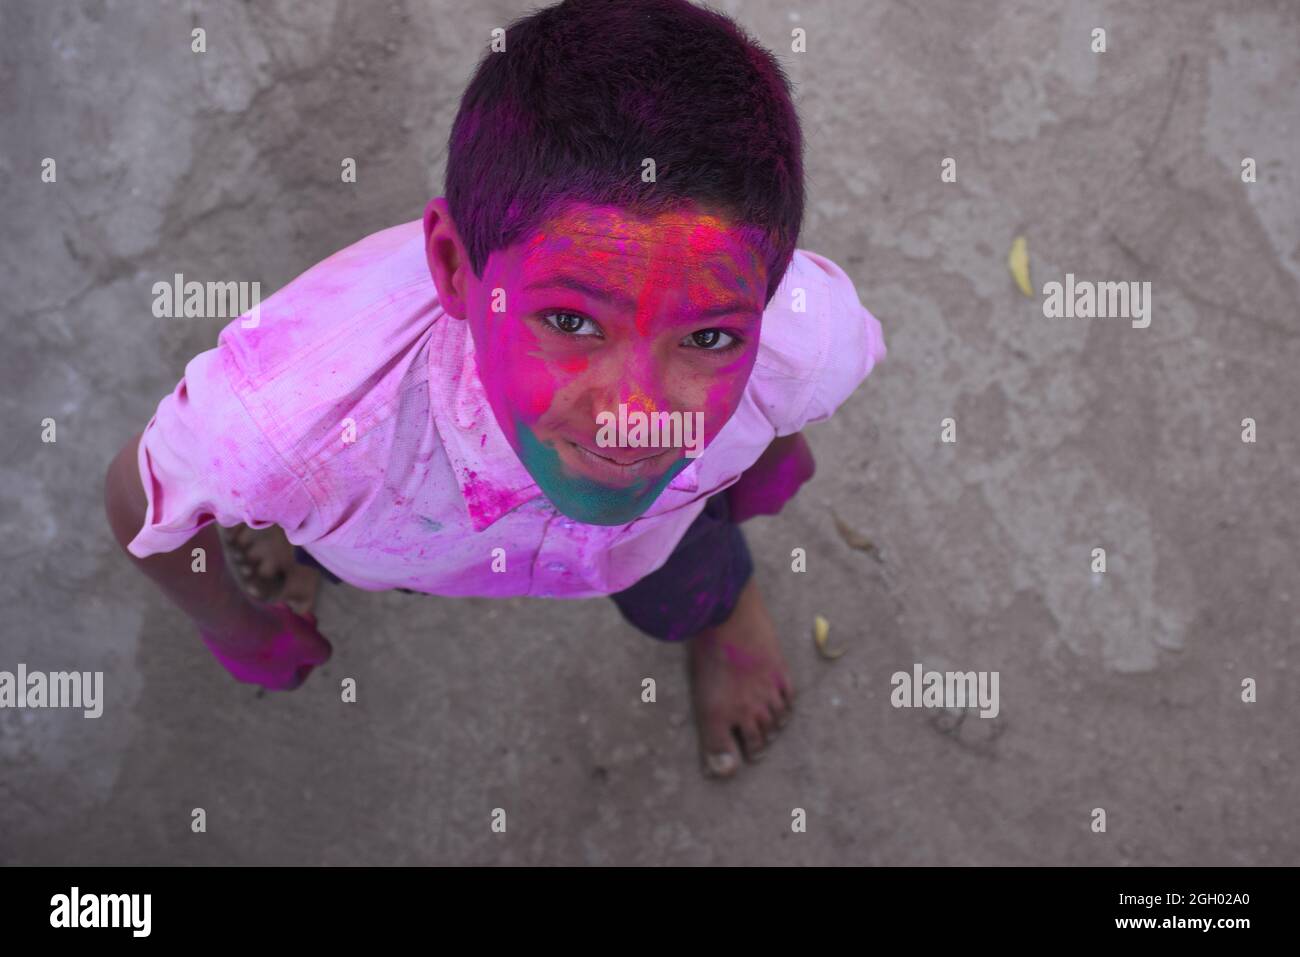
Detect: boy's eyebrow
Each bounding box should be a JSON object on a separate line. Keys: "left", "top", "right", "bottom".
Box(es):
{"left": 525, "top": 274, "right": 636, "bottom": 309}
{"left": 523, "top": 274, "right": 760, "bottom": 322}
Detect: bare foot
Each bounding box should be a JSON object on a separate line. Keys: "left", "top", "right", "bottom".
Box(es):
{"left": 688, "top": 577, "right": 794, "bottom": 778}
{"left": 220, "top": 524, "right": 321, "bottom": 616}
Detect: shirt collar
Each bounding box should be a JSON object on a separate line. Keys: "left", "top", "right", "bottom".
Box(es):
{"left": 427, "top": 312, "right": 700, "bottom": 532}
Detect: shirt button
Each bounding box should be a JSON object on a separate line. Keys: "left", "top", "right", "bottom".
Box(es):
{"left": 545, "top": 561, "right": 568, "bottom": 574}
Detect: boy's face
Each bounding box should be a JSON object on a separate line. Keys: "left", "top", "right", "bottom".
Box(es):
{"left": 431, "top": 200, "right": 769, "bottom": 526}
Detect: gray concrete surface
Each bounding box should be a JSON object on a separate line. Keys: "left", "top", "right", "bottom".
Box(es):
{"left": 2, "top": 0, "right": 1297, "bottom": 865}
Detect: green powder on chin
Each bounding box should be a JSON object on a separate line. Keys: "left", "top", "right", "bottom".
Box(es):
{"left": 515, "top": 419, "right": 688, "bottom": 526}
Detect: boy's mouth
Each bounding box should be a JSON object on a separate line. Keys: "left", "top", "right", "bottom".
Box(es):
{"left": 562, "top": 438, "right": 674, "bottom": 483}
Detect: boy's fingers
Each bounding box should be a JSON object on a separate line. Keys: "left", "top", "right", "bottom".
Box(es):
{"left": 300, "top": 625, "right": 332, "bottom": 663}
{"left": 274, "top": 660, "right": 318, "bottom": 691}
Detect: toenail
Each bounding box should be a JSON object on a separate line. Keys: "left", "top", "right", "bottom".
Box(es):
{"left": 707, "top": 752, "right": 738, "bottom": 776}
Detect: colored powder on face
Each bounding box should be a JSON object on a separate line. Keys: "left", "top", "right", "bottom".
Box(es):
{"left": 631, "top": 237, "right": 672, "bottom": 339}
{"left": 470, "top": 204, "right": 772, "bottom": 527}
{"left": 515, "top": 418, "right": 688, "bottom": 526}
{"left": 556, "top": 355, "right": 588, "bottom": 375}
{"left": 624, "top": 385, "right": 658, "bottom": 415}
{"left": 474, "top": 322, "right": 558, "bottom": 422}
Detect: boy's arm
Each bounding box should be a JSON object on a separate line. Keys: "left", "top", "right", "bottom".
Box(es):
{"left": 725, "top": 431, "right": 816, "bottom": 523}
{"left": 104, "top": 431, "right": 268, "bottom": 639}
{"left": 105, "top": 431, "right": 331, "bottom": 690}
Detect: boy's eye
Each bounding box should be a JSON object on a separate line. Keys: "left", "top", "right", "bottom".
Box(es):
{"left": 542, "top": 311, "right": 601, "bottom": 336}
{"left": 683, "top": 329, "right": 739, "bottom": 351}
{"left": 541, "top": 312, "right": 742, "bottom": 353}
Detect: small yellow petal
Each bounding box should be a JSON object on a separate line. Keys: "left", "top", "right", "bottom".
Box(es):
{"left": 831, "top": 510, "right": 875, "bottom": 552}
{"left": 813, "top": 614, "right": 845, "bottom": 660}
{"left": 1008, "top": 235, "right": 1033, "bottom": 298}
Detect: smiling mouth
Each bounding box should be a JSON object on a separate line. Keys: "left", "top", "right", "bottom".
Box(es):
{"left": 569, "top": 441, "right": 663, "bottom": 466}
{"left": 564, "top": 439, "right": 672, "bottom": 479}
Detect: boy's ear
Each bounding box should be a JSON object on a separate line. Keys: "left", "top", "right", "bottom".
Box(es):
{"left": 423, "top": 197, "right": 470, "bottom": 321}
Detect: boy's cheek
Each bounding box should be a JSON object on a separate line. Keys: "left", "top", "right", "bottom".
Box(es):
{"left": 503, "top": 361, "right": 561, "bottom": 422}
{"left": 694, "top": 363, "right": 753, "bottom": 444}
{"left": 489, "top": 338, "right": 754, "bottom": 454}
{"left": 525, "top": 352, "right": 604, "bottom": 419}
{"left": 475, "top": 321, "right": 562, "bottom": 423}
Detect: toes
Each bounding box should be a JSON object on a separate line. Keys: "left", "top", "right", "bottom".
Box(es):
{"left": 770, "top": 681, "right": 793, "bottom": 727}
{"left": 772, "top": 701, "right": 791, "bottom": 729}
{"left": 765, "top": 701, "right": 792, "bottom": 739}
{"left": 705, "top": 750, "right": 740, "bottom": 777}
{"left": 736, "top": 718, "right": 767, "bottom": 761}
{"left": 778, "top": 680, "right": 795, "bottom": 713}
{"left": 700, "top": 717, "right": 742, "bottom": 779}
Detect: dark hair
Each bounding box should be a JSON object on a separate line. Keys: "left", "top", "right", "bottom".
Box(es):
{"left": 444, "top": 0, "right": 804, "bottom": 304}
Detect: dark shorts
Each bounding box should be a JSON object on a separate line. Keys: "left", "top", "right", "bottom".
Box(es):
{"left": 293, "top": 491, "right": 752, "bottom": 642}
{"left": 606, "top": 491, "right": 753, "bottom": 641}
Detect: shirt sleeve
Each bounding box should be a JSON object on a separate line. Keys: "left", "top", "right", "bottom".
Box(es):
{"left": 126, "top": 342, "right": 317, "bottom": 559}
{"left": 753, "top": 249, "right": 887, "bottom": 437}
{"left": 795, "top": 251, "right": 886, "bottom": 430}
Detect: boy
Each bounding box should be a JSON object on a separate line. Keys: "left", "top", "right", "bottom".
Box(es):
{"left": 103, "top": 0, "right": 885, "bottom": 779}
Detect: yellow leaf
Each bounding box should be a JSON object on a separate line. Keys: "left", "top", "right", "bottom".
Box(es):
{"left": 1008, "top": 235, "right": 1033, "bottom": 298}
{"left": 831, "top": 510, "right": 875, "bottom": 552}
{"left": 813, "top": 614, "right": 845, "bottom": 660}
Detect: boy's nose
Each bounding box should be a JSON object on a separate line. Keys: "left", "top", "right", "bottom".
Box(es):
{"left": 620, "top": 389, "right": 659, "bottom": 417}
{"left": 583, "top": 384, "right": 664, "bottom": 439}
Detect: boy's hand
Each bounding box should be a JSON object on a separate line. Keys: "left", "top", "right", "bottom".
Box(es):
{"left": 726, "top": 432, "right": 817, "bottom": 523}
{"left": 104, "top": 431, "right": 330, "bottom": 691}
{"left": 199, "top": 603, "right": 332, "bottom": 691}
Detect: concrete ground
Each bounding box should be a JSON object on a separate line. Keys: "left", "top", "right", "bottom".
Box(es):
{"left": 2, "top": 0, "right": 1297, "bottom": 865}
